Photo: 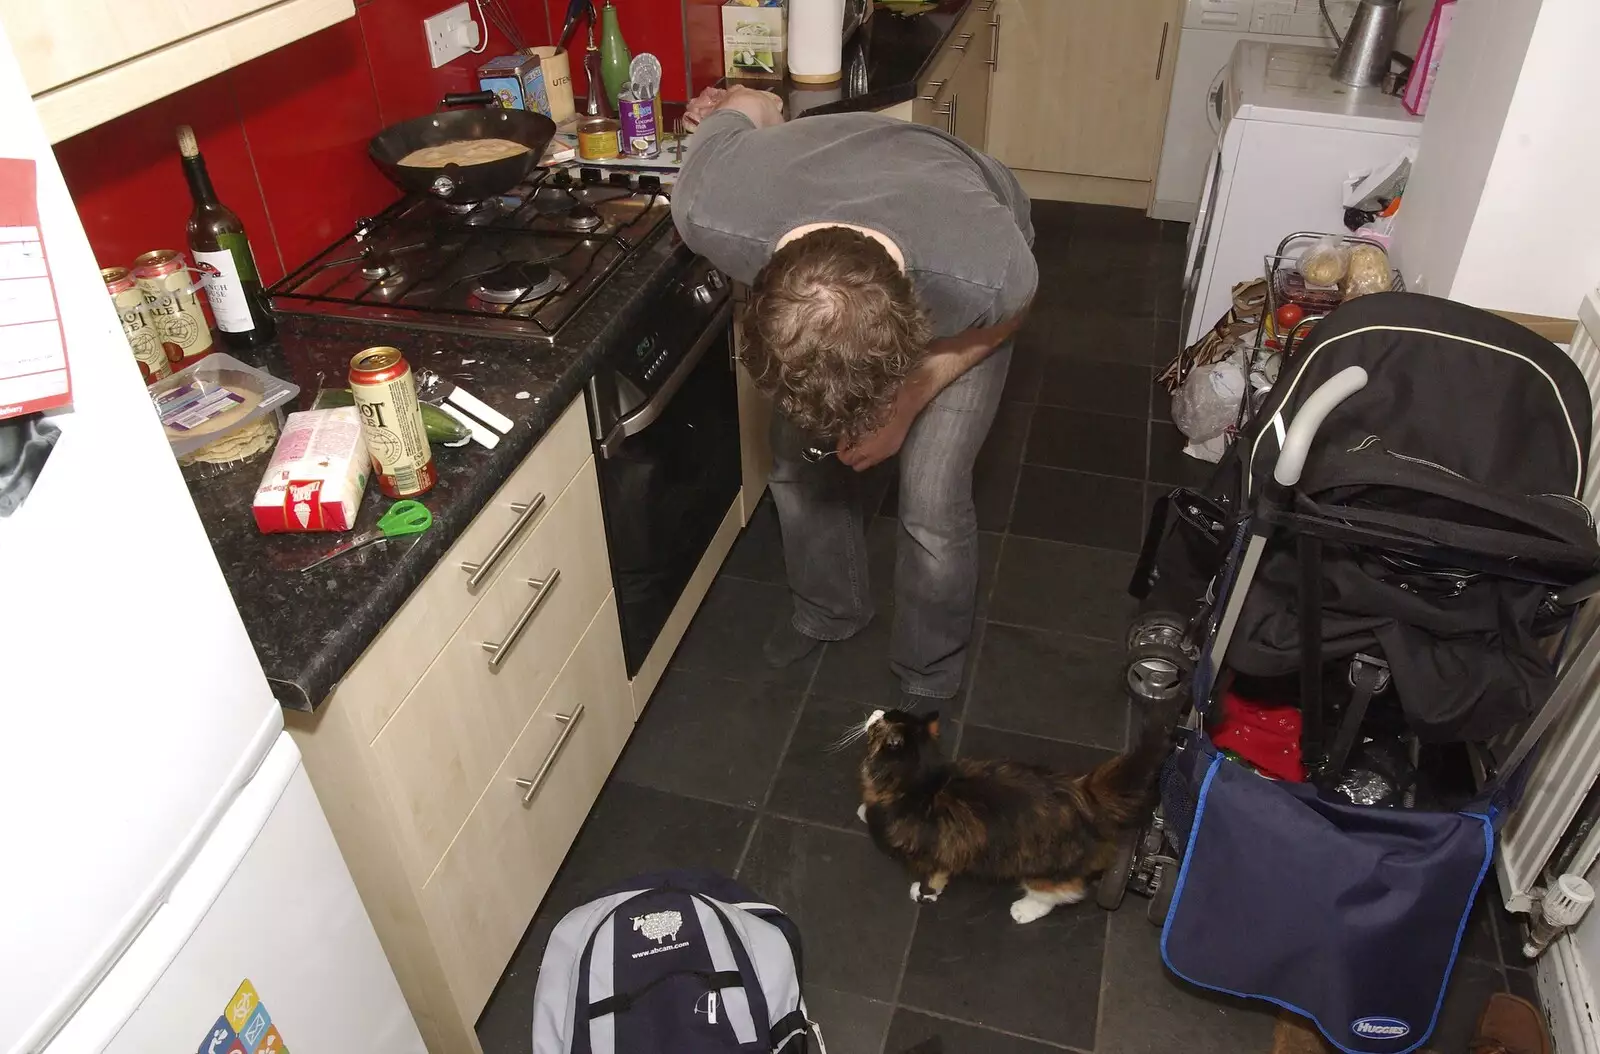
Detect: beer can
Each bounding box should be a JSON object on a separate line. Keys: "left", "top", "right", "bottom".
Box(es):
{"left": 576, "top": 117, "right": 621, "bottom": 161}
{"left": 618, "top": 92, "right": 660, "bottom": 158}
{"left": 131, "top": 249, "right": 214, "bottom": 367}
{"left": 102, "top": 266, "right": 171, "bottom": 383}
{"left": 349, "top": 346, "right": 437, "bottom": 498}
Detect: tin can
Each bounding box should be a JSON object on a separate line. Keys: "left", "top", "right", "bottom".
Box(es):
{"left": 576, "top": 117, "right": 621, "bottom": 161}
{"left": 131, "top": 249, "right": 214, "bottom": 367}
{"left": 618, "top": 92, "right": 660, "bottom": 158}
{"left": 103, "top": 266, "right": 171, "bottom": 383}
{"left": 349, "top": 346, "right": 437, "bottom": 498}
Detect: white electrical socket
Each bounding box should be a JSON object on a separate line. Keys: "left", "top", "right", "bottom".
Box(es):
{"left": 424, "top": 3, "right": 480, "bottom": 69}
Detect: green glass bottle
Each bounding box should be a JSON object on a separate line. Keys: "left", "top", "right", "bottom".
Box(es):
{"left": 598, "top": 1, "right": 632, "bottom": 110}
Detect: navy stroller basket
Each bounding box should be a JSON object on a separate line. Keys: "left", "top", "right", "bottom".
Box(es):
{"left": 1116, "top": 294, "right": 1600, "bottom": 1054}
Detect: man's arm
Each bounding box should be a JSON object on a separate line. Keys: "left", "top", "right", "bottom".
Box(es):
{"left": 837, "top": 308, "right": 1029, "bottom": 471}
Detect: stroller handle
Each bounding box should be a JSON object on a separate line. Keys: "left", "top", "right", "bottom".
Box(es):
{"left": 1273, "top": 366, "right": 1369, "bottom": 487}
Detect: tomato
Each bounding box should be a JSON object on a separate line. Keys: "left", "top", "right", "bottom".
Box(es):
{"left": 1275, "top": 303, "right": 1306, "bottom": 330}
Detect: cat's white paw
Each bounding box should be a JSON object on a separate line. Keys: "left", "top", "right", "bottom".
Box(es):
{"left": 909, "top": 881, "right": 923, "bottom": 902}
{"left": 910, "top": 881, "right": 941, "bottom": 904}
{"left": 1010, "top": 896, "right": 1055, "bottom": 924}
{"left": 856, "top": 803, "right": 868, "bottom": 824}
{"left": 1059, "top": 884, "right": 1089, "bottom": 905}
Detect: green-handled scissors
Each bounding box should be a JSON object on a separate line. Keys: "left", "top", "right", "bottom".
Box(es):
{"left": 300, "top": 500, "right": 433, "bottom": 572}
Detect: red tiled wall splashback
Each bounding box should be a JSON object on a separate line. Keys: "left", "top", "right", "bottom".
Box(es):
{"left": 53, "top": 0, "right": 700, "bottom": 284}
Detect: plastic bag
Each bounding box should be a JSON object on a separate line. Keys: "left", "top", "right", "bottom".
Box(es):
{"left": 1297, "top": 237, "right": 1348, "bottom": 288}
{"left": 1173, "top": 360, "right": 1246, "bottom": 444}
{"left": 1340, "top": 243, "right": 1391, "bottom": 299}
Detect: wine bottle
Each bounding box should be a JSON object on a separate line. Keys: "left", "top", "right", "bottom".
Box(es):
{"left": 177, "top": 125, "right": 276, "bottom": 350}
{"left": 599, "top": 1, "right": 631, "bottom": 110}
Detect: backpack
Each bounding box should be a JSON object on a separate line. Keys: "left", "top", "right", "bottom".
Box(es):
{"left": 532, "top": 870, "right": 825, "bottom": 1054}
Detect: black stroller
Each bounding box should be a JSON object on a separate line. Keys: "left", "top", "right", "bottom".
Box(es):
{"left": 1101, "top": 293, "right": 1600, "bottom": 1054}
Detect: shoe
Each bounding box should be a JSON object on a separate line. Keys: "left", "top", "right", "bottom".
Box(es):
{"left": 762, "top": 620, "right": 821, "bottom": 669}
{"left": 1471, "top": 992, "right": 1551, "bottom": 1054}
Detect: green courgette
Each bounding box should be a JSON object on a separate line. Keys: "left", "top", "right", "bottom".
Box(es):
{"left": 311, "top": 388, "right": 473, "bottom": 446}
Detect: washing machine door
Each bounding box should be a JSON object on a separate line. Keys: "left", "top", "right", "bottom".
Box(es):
{"left": 1179, "top": 144, "right": 1225, "bottom": 352}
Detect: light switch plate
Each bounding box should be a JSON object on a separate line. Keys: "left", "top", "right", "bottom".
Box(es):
{"left": 424, "top": 3, "right": 478, "bottom": 69}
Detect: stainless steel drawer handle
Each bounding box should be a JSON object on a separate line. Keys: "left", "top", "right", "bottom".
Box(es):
{"left": 514, "top": 705, "right": 585, "bottom": 805}
{"left": 480, "top": 569, "right": 561, "bottom": 669}
{"left": 987, "top": 17, "right": 1000, "bottom": 70}
{"left": 949, "top": 31, "right": 973, "bottom": 51}
{"left": 461, "top": 494, "right": 547, "bottom": 589}
{"left": 918, "top": 79, "right": 948, "bottom": 102}
{"left": 979, "top": 0, "right": 995, "bottom": 10}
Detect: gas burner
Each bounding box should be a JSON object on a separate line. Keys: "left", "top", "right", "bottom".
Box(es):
{"left": 472, "top": 262, "right": 563, "bottom": 305}
{"left": 563, "top": 205, "right": 603, "bottom": 232}
{"left": 443, "top": 198, "right": 507, "bottom": 225}
{"left": 360, "top": 251, "right": 406, "bottom": 286}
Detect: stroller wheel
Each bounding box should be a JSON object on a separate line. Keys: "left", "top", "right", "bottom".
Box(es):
{"left": 1126, "top": 611, "right": 1189, "bottom": 654}
{"left": 1097, "top": 827, "right": 1139, "bottom": 911}
{"left": 1147, "top": 856, "right": 1179, "bottom": 927}
{"left": 1125, "top": 642, "right": 1193, "bottom": 705}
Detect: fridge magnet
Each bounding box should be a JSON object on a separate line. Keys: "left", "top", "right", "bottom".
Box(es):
{"left": 0, "top": 157, "right": 72, "bottom": 420}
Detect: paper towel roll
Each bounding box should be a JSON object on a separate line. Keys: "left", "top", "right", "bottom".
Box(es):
{"left": 789, "top": 0, "right": 846, "bottom": 84}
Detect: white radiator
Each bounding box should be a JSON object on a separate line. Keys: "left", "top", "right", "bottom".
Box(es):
{"left": 1497, "top": 289, "right": 1600, "bottom": 914}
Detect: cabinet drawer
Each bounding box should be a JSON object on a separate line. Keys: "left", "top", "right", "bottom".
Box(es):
{"left": 336, "top": 399, "right": 593, "bottom": 743}
{"left": 371, "top": 456, "right": 614, "bottom": 878}
{"left": 421, "top": 594, "right": 633, "bottom": 1021}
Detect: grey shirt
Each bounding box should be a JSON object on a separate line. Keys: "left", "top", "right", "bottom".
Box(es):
{"left": 671, "top": 110, "right": 1036, "bottom": 339}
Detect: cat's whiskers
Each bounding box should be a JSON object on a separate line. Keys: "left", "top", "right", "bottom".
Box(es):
{"left": 826, "top": 721, "right": 869, "bottom": 754}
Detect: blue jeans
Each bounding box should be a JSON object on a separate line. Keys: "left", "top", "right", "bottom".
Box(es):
{"left": 768, "top": 343, "right": 1013, "bottom": 698}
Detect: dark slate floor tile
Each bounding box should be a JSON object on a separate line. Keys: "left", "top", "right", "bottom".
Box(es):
{"left": 615, "top": 668, "right": 803, "bottom": 808}
{"left": 956, "top": 724, "right": 1117, "bottom": 776}
{"left": 1460, "top": 884, "right": 1504, "bottom": 965}
{"left": 1010, "top": 464, "right": 1145, "bottom": 552}
{"left": 722, "top": 496, "right": 787, "bottom": 585}
{"left": 477, "top": 783, "right": 755, "bottom": 1044}
{"left": 805, "top": 986, "right": 895, "bottom": 1054}
{"left": 1026, "top": 406, "right": 1147, "bottom": 479}
{"left": 1151, "top": 369, "right": 1173, "bottom": 422}
{"left": 1051, "top": 263, "right": 1158, "bottom": 318}
{"left": 1064, "top": 232, "right": 1158, "bottom": 273}
{"left": 1031, "top": 199, "right": 1076, "bottom": 241}
{"left": 1098, "top": 902, "right": 1278, "bottom": 1054}
{"left": 1154, "top": 319, "right": 1181, "bottom": 364}
{"left": 898, "top": 878, "right": 1106, "bottom": 1048}
{"left": 990, "top": 536, "right": 1138, "bottom": 641}
{"left": 973, "top": 403, "right": 1032, "bottom": 532}
{"left": 767, "top": 693, "right": 883, "bottom": 830}
{"left": 1147, "top": 421, "right": 1216, "bottom": 488}
{"left": 883, "top": 1010, "right": 1067, "bottom": 1054}
{"left": 1071, "top": 202, "right": 1165, "bottom": 242}
{"left": 1504, "top": 966, "right": 1541, "bottom": 1009}
{"left": 671, "top": 576, "right": 819, "bottom": 686}
{"left": 738, "top": 816, "right": 919, "bottom": 1001}
{"left": 810, "top": 608, "right": 982, "bottom": 707}
{"left": 1003, "top": 344, "right": 1045, "bottom": 404}
{"left": 967, "top": 622, "right": 1130, "bottom": 749}
{"left": 1038, "top": 357, "right": 1150, "bottom": 418}
{"left": 1022, "top": 309, "right": 1165, "bottom": 367}
{"left": 1430, "top": 957, "right": 1505, "bottom": 1054}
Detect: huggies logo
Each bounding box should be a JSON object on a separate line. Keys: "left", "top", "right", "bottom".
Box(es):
{"left": 1351, "top": 1016, "right": 1411, "bottom": 1040}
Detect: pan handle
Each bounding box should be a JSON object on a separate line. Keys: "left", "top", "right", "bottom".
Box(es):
{"left": 440, "top": 91, "right": 498, "bottom": 109}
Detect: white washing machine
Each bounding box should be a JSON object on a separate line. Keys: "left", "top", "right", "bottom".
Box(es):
{"left": 1149, "top": 0, "right": 1348, "bottom": 222}
{"left": 1177, "top": 41, "right": 1422, "bottom": 351}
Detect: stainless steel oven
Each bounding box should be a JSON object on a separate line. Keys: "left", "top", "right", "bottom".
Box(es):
{"left": 586, "top": 252, "right": 741, "bottom": 676}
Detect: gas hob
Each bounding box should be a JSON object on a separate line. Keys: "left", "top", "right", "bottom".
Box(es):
{"left": 268, "top": 167, "right": 675, "bottom": 343}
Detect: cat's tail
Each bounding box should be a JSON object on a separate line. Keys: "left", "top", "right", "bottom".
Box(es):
{"left": 1080, "top": 708, "right": 1173, "bottom": 825}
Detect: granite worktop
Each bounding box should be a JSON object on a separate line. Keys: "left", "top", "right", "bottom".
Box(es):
{"left": 189, "top": 221, "right": 689, "bottom": 712}
{"left": 724, "top": 0, "right": 975, "bottom": 118}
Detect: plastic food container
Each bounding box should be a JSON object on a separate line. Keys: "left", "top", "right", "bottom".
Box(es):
{"left": 149, "top": 353, "right": 300, "bottom": 480}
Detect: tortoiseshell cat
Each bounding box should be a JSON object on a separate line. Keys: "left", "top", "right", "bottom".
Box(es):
{"left": 855, "top": 708, "right": 1169, "bottom": 923}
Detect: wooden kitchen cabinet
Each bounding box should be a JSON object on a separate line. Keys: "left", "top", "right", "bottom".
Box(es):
{"left": 905, "top": 0, "right": 994, "bottom": 151}
{"left": 986, "top": 0, "right": 1182, "bottom": 206}
{"left": 284, "top": 398, "right": 635, "bottom": 1054}
{"left": 0, "top": 0, "right": 354, "bottom": 142}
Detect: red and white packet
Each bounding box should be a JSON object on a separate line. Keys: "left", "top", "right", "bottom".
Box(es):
{"left": 253, "top": 407, "right": 371, "bottom": 533}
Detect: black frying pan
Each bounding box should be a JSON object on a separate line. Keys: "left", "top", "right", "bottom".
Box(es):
{"left": 369, "top": 92, "right": 557, "bottom": 204}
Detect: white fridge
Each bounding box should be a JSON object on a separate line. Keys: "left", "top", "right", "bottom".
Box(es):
{"left": 0, "top": 21, "right": 425, "bottom": 1054}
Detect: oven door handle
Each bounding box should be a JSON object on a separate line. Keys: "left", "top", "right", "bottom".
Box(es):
{"left": 600, "top": 300, "right": 734, "bottom": 458}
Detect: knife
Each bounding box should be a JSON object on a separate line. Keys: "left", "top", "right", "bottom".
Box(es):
{"left": 558, "top": 0, "right": 595, "bottom": 49}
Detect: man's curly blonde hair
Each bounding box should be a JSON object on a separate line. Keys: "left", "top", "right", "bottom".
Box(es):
{"left": 743, "top": 227, "right": 930, "bottom": 443}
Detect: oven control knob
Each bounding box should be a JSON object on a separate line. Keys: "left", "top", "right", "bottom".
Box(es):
{"left": 691, "top": 284, "right": 714, "bottom": 306}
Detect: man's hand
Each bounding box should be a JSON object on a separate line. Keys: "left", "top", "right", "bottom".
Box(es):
{"left": 684, "top": 84, "right": 784, "bottom": 129}
{"left": 838, "top": 403, "right": 915, "bottom": 472}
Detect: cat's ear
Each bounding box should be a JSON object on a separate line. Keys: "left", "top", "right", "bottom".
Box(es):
{"left": 924, "top": 712, "right": 941, "bottom": 739}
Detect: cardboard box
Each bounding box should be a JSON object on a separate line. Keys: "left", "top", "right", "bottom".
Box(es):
{"left": 478, "top": 54, "right": 551, "bottom": 116}
{"left": 723, "top": 3, "right": 786, "bottom": 80}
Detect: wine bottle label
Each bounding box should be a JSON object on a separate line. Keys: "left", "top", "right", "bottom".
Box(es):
{"left": 194, "top": 246, "right": 253, "bottom": 333}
